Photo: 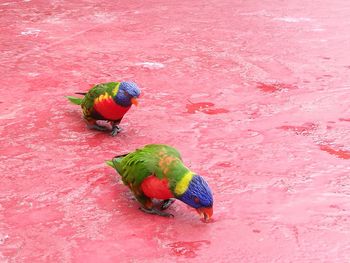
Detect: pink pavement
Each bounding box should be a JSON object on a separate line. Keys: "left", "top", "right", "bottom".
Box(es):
{"left": 1, "top": 0, "right": 350, "bottom": 262}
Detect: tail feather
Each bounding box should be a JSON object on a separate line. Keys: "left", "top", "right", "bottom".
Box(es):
{"left": 106, "top": 153, "right": 129, "bottom": 169}
{"left": 66, "top": 96, "right": 83, "bottom": 105}
{"left": 113, "top": 153, "right": 129, "bottom": 159}
{"left": 106, "top": 160, "right": 115, "bottom": 168}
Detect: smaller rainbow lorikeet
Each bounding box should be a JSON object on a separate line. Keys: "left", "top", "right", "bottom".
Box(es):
{"left": 66, "top": 81, "right": 140, "bottom": 136}
{"left": 106, "top": 144, "right": 213, "bottom": 221}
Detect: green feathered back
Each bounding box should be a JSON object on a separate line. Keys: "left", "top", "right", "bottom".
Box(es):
{"left": 66, "top": 82, "right": 119, "bottom": 118}
{"left": 109, "top": 144, "right": 189, "bottom": 191}
{"left": 80, "top": 82, "right": 118, "bottom": 111}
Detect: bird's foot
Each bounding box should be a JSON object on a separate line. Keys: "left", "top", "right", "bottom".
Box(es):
{"left": 160, "top": 199, "right": 176, "bottom": 210}
{"left": 139, "top": 207, "right": 174, "bottom": 218}
{"left": 111, "top": 125, "right": 122, "bottom": 136}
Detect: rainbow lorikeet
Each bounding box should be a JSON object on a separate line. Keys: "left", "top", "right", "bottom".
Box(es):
{"left": 66, "top": 81, "right": 140, "bottom": 136}
{"left": 107, "top": 144, "right": 213, "bottom": 221}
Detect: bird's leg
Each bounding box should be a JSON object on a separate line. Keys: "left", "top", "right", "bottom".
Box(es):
{"left": 88, "top": 124, "right": 109, "bottom": 131}
{"left": 160, "top": 199, "right": 176, "bottom": 210}
{"left": 139, "top": 207, "right": 174, "bottom": 218}
{"left": 111, "top": 121, "right": 122, "bottom": 136}
{"left": 136, "top": 195, "right": 174, "bottom": 217}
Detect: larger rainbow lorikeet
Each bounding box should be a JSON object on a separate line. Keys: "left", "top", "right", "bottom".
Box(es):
{"left": 106, "top": 144, "right": 213, "bottom": 221}
{"left": 66, "top": 81, "right": 140, "bottom": 136}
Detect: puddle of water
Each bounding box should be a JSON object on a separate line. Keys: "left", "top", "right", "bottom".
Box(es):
{"left": 257, "top": 83, "right": 297, "bottom": 93}
{"left": 186, "top": 102, "right": 229, "bottom": 115}
{"left": 278, "top": 122, "right": 317, "bottom": 135}
{"left": 319, "top": 145, "right": 350, "bottom": 160}
{"left": 167, "top": 240, "right": 210, "bottom": 258}
{"left": 216, "top": 162, "right": 234, "bottom": 168}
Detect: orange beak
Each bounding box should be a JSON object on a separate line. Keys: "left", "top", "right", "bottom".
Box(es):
{"left": 196, "top": 207, "right": 213, "bottom": 221}
{"left": 131, "top": 97, "right": 138, "bottom": 106}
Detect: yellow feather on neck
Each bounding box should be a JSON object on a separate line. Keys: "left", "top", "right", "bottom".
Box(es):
{"left": 174, "top": 171, "right": 193, "bottom": 196}
{"left": 112, "top": 83, "right": 120, "bottom": 96}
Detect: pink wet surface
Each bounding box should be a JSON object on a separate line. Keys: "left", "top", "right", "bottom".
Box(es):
{"left": 1, "top": 0, "right": 350, "bottom": 262}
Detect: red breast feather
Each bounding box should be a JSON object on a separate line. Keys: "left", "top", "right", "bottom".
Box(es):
{"left": 93, "top": 95, "right": 130, "bottom": 120}
{"left": 140, "top": 176, "right": 174, "bottom": 199}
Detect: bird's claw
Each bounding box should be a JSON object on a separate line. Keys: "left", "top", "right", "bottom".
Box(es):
{"left": 161, "top": 199, "right": 175, "bottom": 210}
{"left": 111, "top": 125, "right": 122, "bottom": 136}
{"left": 139, "top": 207, "right": 174, "bottom": 218}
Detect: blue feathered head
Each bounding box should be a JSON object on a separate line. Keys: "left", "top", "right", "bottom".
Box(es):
{"left": 175, "top": 174, "right": 213, "bottom": 221}
{"left": 115, "top": 81, "right": 141, "bottom": 107}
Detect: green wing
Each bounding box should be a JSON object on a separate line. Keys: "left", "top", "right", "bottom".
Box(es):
{"left": 81, "top": 82, "right": 119, "bottom": 117}
{"left": 111, "top": 144, "right": 182, "bottom": 188}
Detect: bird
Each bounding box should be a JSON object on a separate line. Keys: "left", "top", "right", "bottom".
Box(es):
{"left": 66, "top": 81, "right": 140, "bottom": 136}
{"left": 106, "top": 144, "right": 213, "bottom": 221}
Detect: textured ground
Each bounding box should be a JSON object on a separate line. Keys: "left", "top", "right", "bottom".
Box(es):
{"left": 1, "top": 0, "right": 350, "bottom": 262}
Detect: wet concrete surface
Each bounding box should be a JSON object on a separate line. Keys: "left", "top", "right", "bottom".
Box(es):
{"left": 1, "top": 0, "right": 350, "bottom": 262}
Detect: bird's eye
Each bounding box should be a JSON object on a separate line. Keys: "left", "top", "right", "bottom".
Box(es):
{"left": 193, "top": 197, "right": 200, "bottom": 203}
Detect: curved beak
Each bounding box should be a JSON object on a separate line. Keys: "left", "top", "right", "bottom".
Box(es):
{"left": 196, "top": 207, "right": 213, "bottom": 221}
{"left": 131, "top": 97, "right": 138, "bottom": 106}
